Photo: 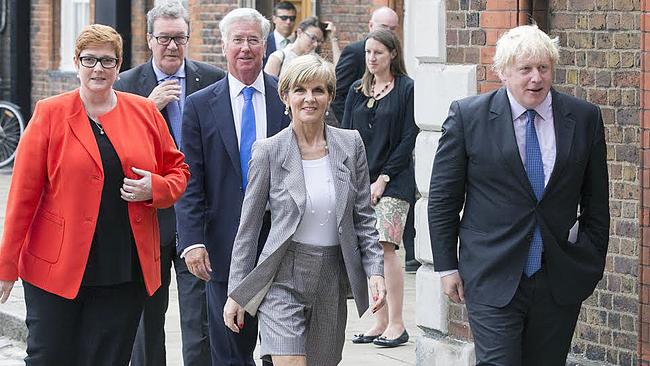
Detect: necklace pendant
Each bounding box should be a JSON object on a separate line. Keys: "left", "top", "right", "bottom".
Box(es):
{"left": 366, "top": 97, "right": 375, "bottom": 109}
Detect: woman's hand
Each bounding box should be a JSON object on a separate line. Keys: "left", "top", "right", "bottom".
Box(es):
{"left": 121, "top": 167, "right": 153, "bottom": 202}
{"left": 0, "top": 280, "right": 15, "bottom": 304}
{"left": 368, "top": 275, "right": 386, "bottom": 313}
{"left": 370, "top": 177, "right": 387, "bottom": 206}
{"left": 223, "top": 297, "right": 246, "bottom": 333}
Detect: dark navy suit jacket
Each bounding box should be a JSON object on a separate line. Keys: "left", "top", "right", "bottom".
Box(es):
{"left": 428, "top": 88, "right": 610, "bottom": 307}
{"left": 264, "top": 32, "right": 277, "bottom": 64}
{"left": 176, "top": 73, "right": 290, "bottom": 282}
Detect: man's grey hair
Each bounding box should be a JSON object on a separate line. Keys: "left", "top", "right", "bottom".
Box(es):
{"left": 493, "top": 24, "right": 559, "bottom": 77}
{"left": 147, "top": 1, "right": 190, "bottom": 34}
{"left": 219, "top": 8, "right": 270, "bottom": 43}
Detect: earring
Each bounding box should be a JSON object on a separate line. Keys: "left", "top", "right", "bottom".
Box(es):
{"left": 325, "top": 110, "right": 330, "bottom": 116}
{"left": 284, "top": 105, "right": 289, "bottom": 115}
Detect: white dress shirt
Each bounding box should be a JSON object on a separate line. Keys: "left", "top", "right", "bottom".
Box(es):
{"left": 228, "top": 72, "right": 268, "bottom": 145}
{"left": 438, "top": 90, "right": 556, "bottom": 278}
{"left": 274, "top": 30, "right": 289, "bottom": 50}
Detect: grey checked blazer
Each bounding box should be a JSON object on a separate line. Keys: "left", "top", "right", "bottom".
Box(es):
{"left": 227, "top": 124, "right": 384, "bottom": 317}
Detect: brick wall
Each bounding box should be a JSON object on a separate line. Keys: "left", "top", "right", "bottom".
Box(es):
{"left": 639, "top": 0, "right": 650, "bottom": 364}
{"left": 550, "top": 1, "right": 640, "bottom": 364}
{"left": 31, "top": 0, "right": 80, "bottom": 108}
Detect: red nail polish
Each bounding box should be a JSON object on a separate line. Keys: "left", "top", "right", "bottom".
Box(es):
{"left": 239, "top": 323, "right": 244, "bottom": 328}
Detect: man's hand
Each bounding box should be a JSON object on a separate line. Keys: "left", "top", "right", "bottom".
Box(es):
{"left": 441, "top": 272, "right": 465, "bottom": 303}
{"left": 0, "top": 280, "right": 15, "bottom": 304}
{"left": 223, "top": 297, "right": 245, "bottom": 333}
{"left": 184, "top": 247, "right": 212, "bottom": 281}
{"left": 148, "top": 79, "right": 181, "bottom": 110}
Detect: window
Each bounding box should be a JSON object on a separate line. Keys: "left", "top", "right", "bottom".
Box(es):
{"left": 60, "top": 0, "right": 90, "bottom": 71}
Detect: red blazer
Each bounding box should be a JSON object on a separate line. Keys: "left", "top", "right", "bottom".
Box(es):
{"left": 0, "top": 89, "right": 189, "bottom": 299}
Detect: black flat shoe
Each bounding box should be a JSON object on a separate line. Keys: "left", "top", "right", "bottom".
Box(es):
{"left": 352, "top": 333, "right": 380, "bottom": 344}
{"left": 372, "top": 330, "right": 409, "bottom": 347}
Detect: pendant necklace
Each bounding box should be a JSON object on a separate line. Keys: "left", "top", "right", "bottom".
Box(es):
{"left": 89, "top": 116, "right": 105, "bottom": 134}
{"left": 366, "top": 78, "right": 394, "bottom": 109}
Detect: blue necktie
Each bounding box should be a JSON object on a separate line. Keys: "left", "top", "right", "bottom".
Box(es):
{"left": 524, "top": 109, "right": 544, "bottom": 277}
{"left": 240, "top": 86, "right": 256, "bottom": 191}
{"left": 165, "top": 76, "right": 183, "bottom": 149}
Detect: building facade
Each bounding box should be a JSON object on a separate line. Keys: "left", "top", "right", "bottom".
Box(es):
{"left": 15, "top": 0, "right": 648, "bottom": 364}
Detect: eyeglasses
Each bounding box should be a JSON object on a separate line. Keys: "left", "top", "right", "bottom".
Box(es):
{"left": 230, "top": 37, "right": 263, "bottom": 47}
{"left": 151, "top": 35, "right": 190, "bottom": 46}
{"left": 276, "top": 15, "right": 296, "bottom": 22}
{"left": 303, "top": 31, "right": 323, "bottom": 44}
{"left": 79, "top": 56, "right": 119, "bottom": 69}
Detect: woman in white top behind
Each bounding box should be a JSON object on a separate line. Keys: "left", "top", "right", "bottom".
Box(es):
{"left": 224, "top": 54, "right": 386, "bottom": 366}
{"left": 264, "top": 17, "right": 341, "bottom": 78}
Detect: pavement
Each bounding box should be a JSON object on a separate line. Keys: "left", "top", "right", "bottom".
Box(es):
{"left": 0, "top": 169, "right": 421, "bottom": 365}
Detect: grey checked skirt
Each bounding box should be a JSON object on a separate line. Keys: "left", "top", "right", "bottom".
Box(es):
{"left": 257, "top": 241, "right": 347, "bottom": 365}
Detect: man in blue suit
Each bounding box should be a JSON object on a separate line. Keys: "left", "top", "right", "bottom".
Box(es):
{"left": 176, "top": 7, "right": 290, "bottom": 366}
{"left": 264, "top": 1, "right": 296, "bottom": 65}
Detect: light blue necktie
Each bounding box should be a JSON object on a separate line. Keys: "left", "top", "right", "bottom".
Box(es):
{"left": 240, "top": 86, "right": 256, "bottom": 191}
{"left": 165, "top": 76, "right": 183, "bottom": 148}
{"left": 524, "top": 109, "right": 544, "bottom": 277}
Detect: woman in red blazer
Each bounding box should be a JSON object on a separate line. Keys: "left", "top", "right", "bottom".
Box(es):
{"left": 0, "top": 24, "right": 189, "bottom": 365}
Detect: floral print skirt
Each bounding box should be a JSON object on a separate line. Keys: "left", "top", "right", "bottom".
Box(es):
{"left": 374, "top": 196, "right": 410, "bottom": 249}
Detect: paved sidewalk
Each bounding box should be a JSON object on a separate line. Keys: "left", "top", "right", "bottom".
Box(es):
{"left": 0, "top": 170, "right": 420, "bottom": 365}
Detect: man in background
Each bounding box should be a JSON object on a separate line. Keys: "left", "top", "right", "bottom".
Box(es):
{"left": 265, "top": 1, "right": 297, "bottom": 64}
{"left": 114, "top": 3, "right": 225, "bottom": 365}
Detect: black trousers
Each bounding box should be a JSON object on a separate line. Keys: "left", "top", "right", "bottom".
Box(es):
{"left": 23, "top": 280, "right": 146, "bottom": 366}
{"left": 131, "top": 241, "right": 211, "bottom": 366}
{"left": 466, "top": 267, "right": 582, "bottom": 366}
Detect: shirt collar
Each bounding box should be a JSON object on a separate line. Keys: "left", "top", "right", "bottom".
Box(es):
{"left": 228, "top": 72, "right": 266, "bottom": 100}
{"left": 274, "top": 30, "right": 287, "bottom": 43}
{"left": 152, "top": 59, "right": 186, "bottom": 82}
{"left": 506, "top": 88, "right": 553, "bottom": 121}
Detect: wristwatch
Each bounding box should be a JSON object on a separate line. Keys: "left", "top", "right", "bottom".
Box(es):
{"left": 380, "top": 174, "right": 390, "bottom": 183}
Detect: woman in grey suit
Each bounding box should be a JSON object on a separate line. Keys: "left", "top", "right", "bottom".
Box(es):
{"left": 223, "top": 54, "right": 386, "bottom": 366}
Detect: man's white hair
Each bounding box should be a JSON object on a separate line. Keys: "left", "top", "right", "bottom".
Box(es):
{"left": 219, "top": 8, "right": 270, "bottom": 43}
{"left": 493, "top": 24, "right": 559, "bottom": 76}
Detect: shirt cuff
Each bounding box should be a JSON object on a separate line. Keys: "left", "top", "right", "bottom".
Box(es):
{"left": 180, "top": 244, "right": 206, "bottom": 259}
{"left": 438, "top": 269, "right": 459, "bottom": 278}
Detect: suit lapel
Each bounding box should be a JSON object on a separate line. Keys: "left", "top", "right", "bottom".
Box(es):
{"left": 490, "top": 88, "right": 537, "bottom": 201}
{"left": 281, "top": 128, "right": 306, "bottom": 217}
{"left": 67, "top": 91, "right": 102, "bottom": 171}
{"left": 185, "top": 60, "right": 201, "bottom": 95}
{"left": 544, "top": 89, "right": 576, "bottom": 192}
{"left": 325, "top": 126, "right": 350, "bottom": 227}
{"left": 210, "top": 79, "right": 242, "bottom": 181}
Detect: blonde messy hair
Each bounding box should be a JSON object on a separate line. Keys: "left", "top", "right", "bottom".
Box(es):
{"left": 493, "top": 24, "right": 559, "bottom": 77}
{"left": 278, "top": 54, "right": 336, "bottom": 100}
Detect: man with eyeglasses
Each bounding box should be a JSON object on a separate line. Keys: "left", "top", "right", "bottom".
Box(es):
{"left": 113, "top": 3, "right": 225, "bottom": 366}
{"left": 265, "top": 1, "right": 297, "bottom": 65}
{"left": 176, "top": 7, "right": 290, "bottom": 366}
